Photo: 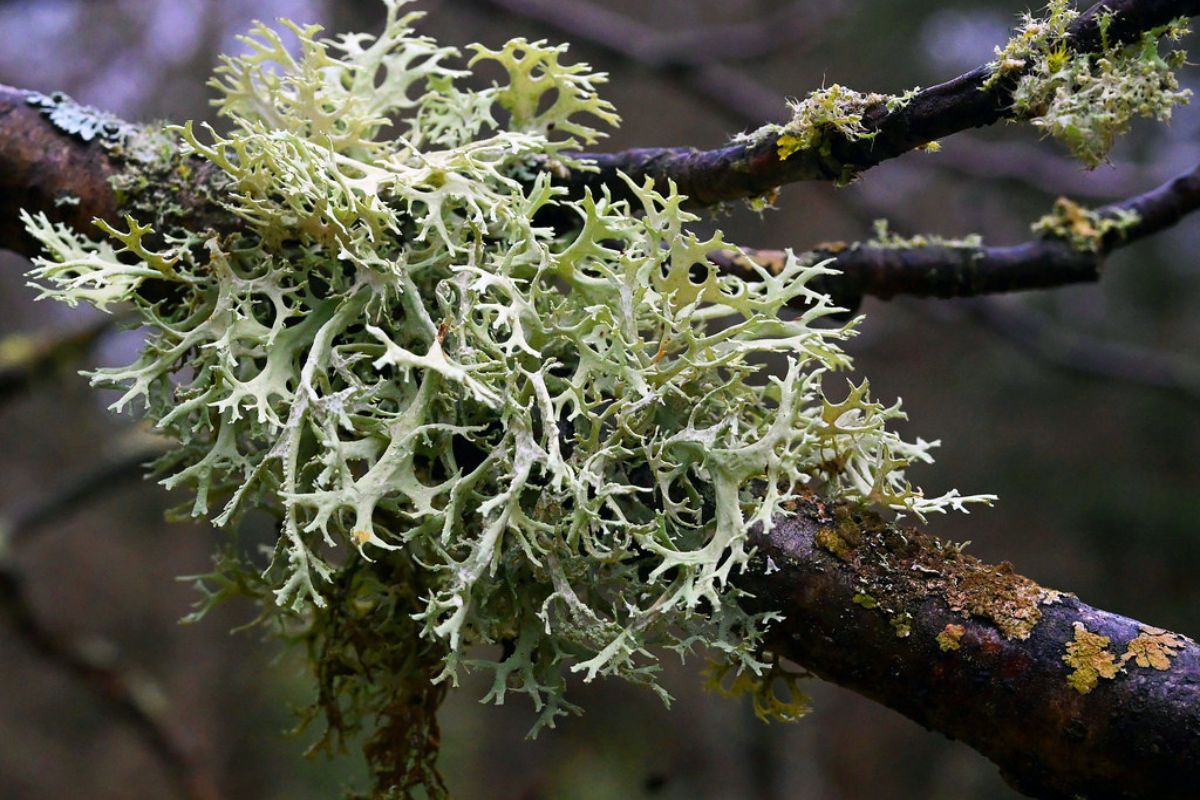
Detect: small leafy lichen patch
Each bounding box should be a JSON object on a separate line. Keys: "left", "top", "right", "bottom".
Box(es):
{"left": 943, "top": 561, "right": 1055, "bottom": 641}
{"left": 25, "top": 90, "right": 134, "bottom": 148}
{"left": 937, "top": 623, "right": 965, "bottom": 652}
{"left": 1064, "top": 622, "right": 1120, "bottom": 694}
{"left": 1032, "top": 197, "right": 1140, "bottom": 252}
{"left": 1123, "top": 626, "right": 1188, "bottom": 671}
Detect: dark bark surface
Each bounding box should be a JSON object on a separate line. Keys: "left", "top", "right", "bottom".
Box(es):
{"left": 738, "top": 496, "right": 1200, "bottom": 800}
{"left": 0, "top": 86, "right": 123, "bottom": 256}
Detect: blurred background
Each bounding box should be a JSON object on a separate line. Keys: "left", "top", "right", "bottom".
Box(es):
{"left": 1, "top": 0, "right": 1198, "bottom": 797}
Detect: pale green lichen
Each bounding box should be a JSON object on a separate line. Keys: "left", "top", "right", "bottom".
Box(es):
{"left": 732, "top": 83, "right": 921, "bottom": 186}
{"left": 867, "top": 219, "right": 984, "bottom": 251}
{"left": 20, "top": 1, "right": 992, "bottom": 792}
{"left": 988, "top": 0, "right": 1191, "bottom": 166}
{"left": 1032, "top": 196, "right": 1140, "bottom": 252}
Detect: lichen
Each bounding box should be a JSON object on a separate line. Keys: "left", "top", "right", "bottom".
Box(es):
{"left": 706, "top": 657, "right": 811, "bottom": 723}
{"left": 936, "top": 623, "right": 965, "bottom": 652}
{"left": 1064, "top": 621, "right": 1120, "bottom": 694}
{"left": 867, "top": 220, "right": 983, "bottom": 251}
{"left": 799, "top": 495, "right": 1069, "bottom": 643}
{"left": 25, "top": 90, "right": 134, "bottom": 148}
{"left": 19, "top": 1, "right": 992, "bottom": 793}
{"left": 1122, "top": 626, "right": 1187, "bottom": 671}
{"left": 1031, "top": 197, "right": 1140, "bottom": 252}
{"left": 987, "top": 0, "right": 1192, "bottom": 166}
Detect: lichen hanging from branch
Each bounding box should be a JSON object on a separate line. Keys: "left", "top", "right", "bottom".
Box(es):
{"left": 17, "top": 0, "right": 992, "bottom": 793}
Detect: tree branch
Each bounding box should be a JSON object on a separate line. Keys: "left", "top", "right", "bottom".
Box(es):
{"left": 560, "top": 0, "right": 1200, "bottom": 207}
{"left": 712, "top": 160, "right": 1200, "bottom": 308}
{"left": 0, "top": 86, "right": 123, "bottom": 257}
{"left": 0, "top": 561, "right": 220, "bottom": 800}
{"left": 738, "top": 493, "right": 1200, "bottom": 800}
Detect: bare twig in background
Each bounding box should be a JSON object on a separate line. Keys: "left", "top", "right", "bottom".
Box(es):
{"left": 0, "top": 318, "right": 113, "bottom": 405}
{"left": 956, "top": 297, "right": 1200, "bottom": 404}
{"left": 0, "top": 432, "right": 206, "bottom": 797}
{"left": 2, "top": 435, "right": 169, "bottom": 549}
{"left": 0, "top": 562, "right": 220, "bottom": 800}
{"left": 467, "top": 0, "right": 845, "bottom": 67}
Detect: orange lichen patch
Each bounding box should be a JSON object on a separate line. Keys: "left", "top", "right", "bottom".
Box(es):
{"left": 943, "top": 563, "right": 1059, "bottom": 641}
{"left": 814, "top": 240, "right": 849, "bottom": 254}
{"left": 352, "top": 529, "right": 372, "bottom": 547}
{"left": 793, "top": 493, "right": 1062, "bottom": 642}
{"left": 1064, "top": 622, "right": 1121, "bottom": 694}
{"left": 1122, "top": 626, "right": 1188, "bottom": 671}
{"left": 937, "top": 623, "right": 966, "bottom": 652}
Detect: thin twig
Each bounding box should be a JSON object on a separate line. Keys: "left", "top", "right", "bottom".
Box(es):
{"left": 712, "top": 160, "right": 1200, "bottom": 307}
{"left": 958, "top": 297, "right": 1200, "bottom": 403}
{"left": 0, "top": 561, "right": 220, "bottom": 800}
{"left": 0, "top": 317, "right": 114, "bottom": 405}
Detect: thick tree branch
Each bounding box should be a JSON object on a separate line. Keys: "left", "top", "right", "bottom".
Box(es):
{"left": 738, "top": 494, "right": 1200, "bottom": 800}
{"left": 713, "top": 160, "right": 1200, "bottom": 308}
{"left": 0, "top": 86, "right": 123, "bottom": 257}
{"left": 560, "top": 0, "right": 1200, "bottom": 206}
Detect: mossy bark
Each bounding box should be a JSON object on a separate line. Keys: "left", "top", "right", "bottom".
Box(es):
{"left": 739, "top": 495, "right": 1200, "bottom": 800}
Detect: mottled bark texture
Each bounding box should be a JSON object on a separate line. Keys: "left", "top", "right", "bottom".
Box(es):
{"left": 560, "top": 0, "right": 1200, "bottom": 207}
{"left": 738, "top": 495, "right": 1200, "bottom": 800}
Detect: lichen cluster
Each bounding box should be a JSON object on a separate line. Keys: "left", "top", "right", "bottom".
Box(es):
{"left": 1064, "top": 622, "right": 1188, "bottom": 694}
{"left": 1031, "top": 196, "right": 1140, "bottom": 251}
{"left": 990, "top": 0, "right": 1191, "bottom": 166}
{"left": 20, "top": 1, "right": 988, "bottom": 792}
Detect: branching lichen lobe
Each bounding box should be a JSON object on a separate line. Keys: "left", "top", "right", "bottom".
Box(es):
{"left": 17, "top": 1, "right": 991, "bottom": 793}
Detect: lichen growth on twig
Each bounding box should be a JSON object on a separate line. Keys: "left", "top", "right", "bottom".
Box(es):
{"left": 1032, "top": 196, "right": 1140, "bottom": 252}
{"left": 1064, "top": 622, "right": 1121, "bottom": 694}
{"left": 988, "top": 0, "right": 1191, "bottom": 167}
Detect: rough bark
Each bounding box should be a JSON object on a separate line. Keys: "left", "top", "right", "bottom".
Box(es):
{"left": 739, "top": 494, "right": 1200, "bottom": 800}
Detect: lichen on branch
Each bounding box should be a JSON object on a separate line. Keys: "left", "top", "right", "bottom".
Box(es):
{"left": 19, "top": 0, "right": 991, "bottom": 793}
{"left": 989, "top": 0, "right": 1191, "bottom": 166}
